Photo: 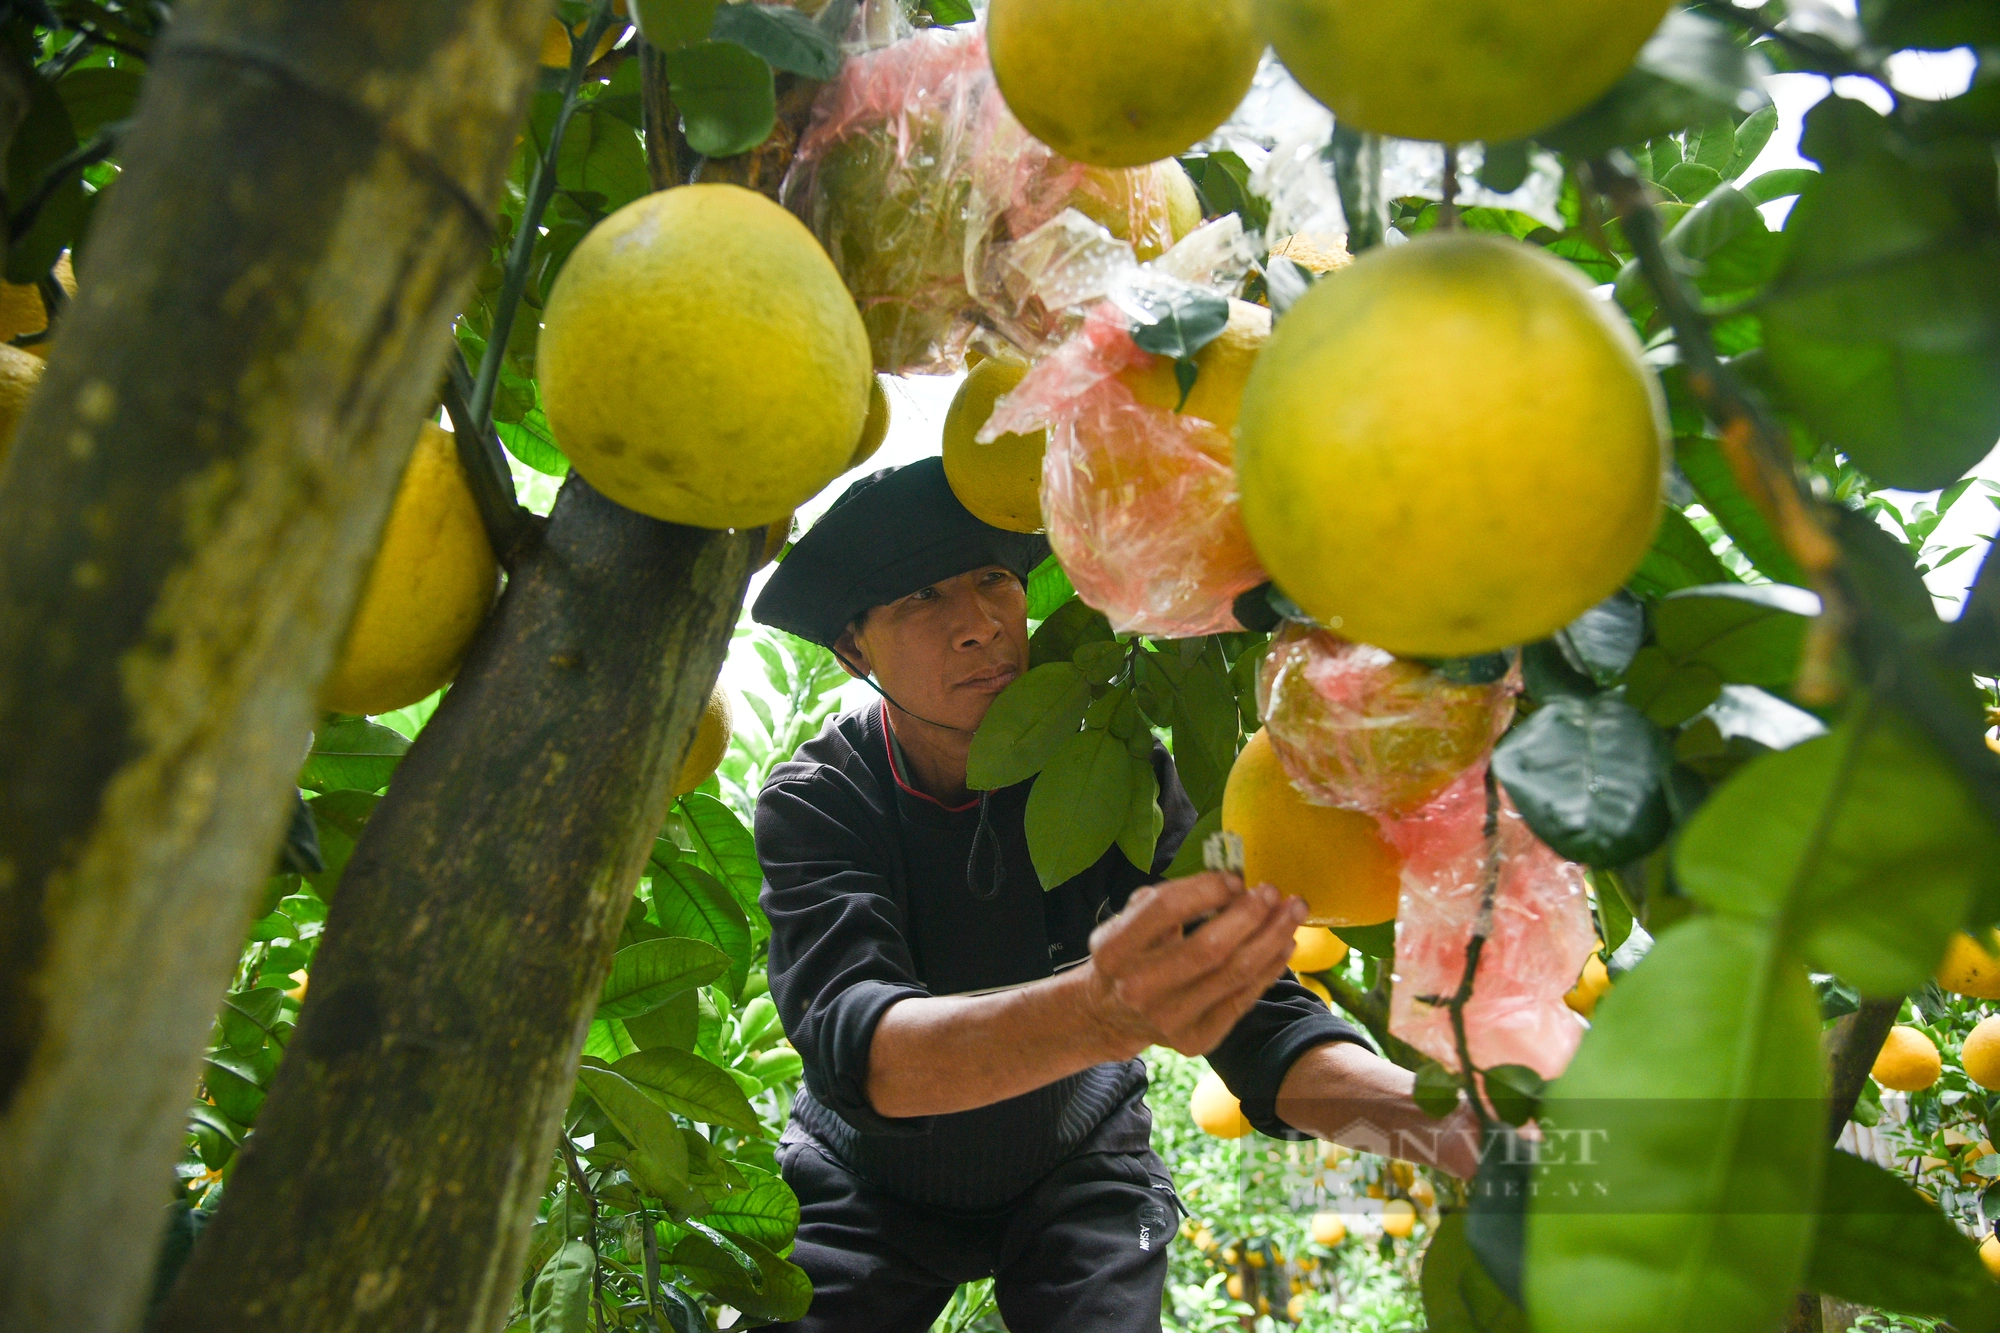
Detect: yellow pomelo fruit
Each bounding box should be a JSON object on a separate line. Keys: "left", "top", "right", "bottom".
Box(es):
{"left": 1237, "top": 232, "right": 1665, "bottom": 656}
{"left": 1310, "top": 1212, "right": 1346, "bottom": 1247}
{"left": 1408, "top": 1176, "right": 1436, "bottom": 1210}
{"left": 0, "top": 343, "right": 45, "bottom": 467}
{"left": 1965, "top": 1016, "right": 2000, "bottom": 1091}
{"left": 1287, "top": 1294, "right": 1307, "bottom": 1322}
{"left": 1299, "top": 974, "right": 1333, "bottom": 1008}
{"left": 1870, "top": 1024, "right": 1942, "bottom": 1093}
{"left": 988, "top": 0, "right": 1262, "bottom": 169}
{"left": 1253, "top": 0, "right": 1674, "bottom": 145}
{"left": 323, "top": 423, "right": 499, "bottom": 715}
{"left": 1191, "top": 1069, "right": 1254, "bottom": 1138}
{"left": 540, "top": 184, "right": 872, "bottom": 528}
{"left": 943, "top": 358, "right": 1046, "bottom": 533}
{"left": 1119, "top": 298, "right": 1270, "bottom": 430}
{"left": 1291, "top": 925, "right": 1347, "bottom": 973}
{"left": 1225, "top": 1273, "right": 1244, "bottom": 1299}
{"left": 1163, "top": 163, "right": 1204, "bottom": 245}
{"left": 673, "top": 685, "right": 733, "bottom": 797}
{"left": 541, "top": 0, "right": 625, "bottom": 67}
{"left": 0, "top": 252, "right": 75, "bottom": 359}
{"left": 1937, "top": 931, "right": 2000, "bottom": 1000}
{"left": 1563, "top": 954, "right": 1612, "bottom": 1018}
{"left": 852, "top": 376, "right": 891, "bottom": 467}
{"left": 1223, "top": 729, "right": 1403, "bottom": 928}
{"left": 1982, "top": 1234, "right": 2000, "bottom": 1280}
{"left": 1381, "top": 1198, "right": 1417, "bottom": 1239}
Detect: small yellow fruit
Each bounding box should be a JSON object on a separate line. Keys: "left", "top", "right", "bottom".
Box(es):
{"left": 1310, "top": 1212, "right": 1346, "bottom": 1247}
{"left": 1222, "top": 1245, "right": 1240, "bottom": 1265}
{"left": 1253, "top": 0, "right": 1674, "bottom": 145}
{"left": 1389, "top": 1161, "right": 1415, "bottom": 1189}
{"left": 672, "top": 685, "right": 733, "bottom": 797}
{"left": 0, "top": 251, "right": 75, "bottom": 358}
{"left": 1247, "top": 1249, "right": 1265, "bottom": 1268}
{"left": 1382, "top": 1198, "right": 1417, "bottom": 1239}
{"left": 285, "top": 970, "right": 309, "bottom": 1002}
{"left": 1194, "top": 1226, "right": 1215, "bottom": 1251}
{"left": 1237, "top": 232, "right": 1666, "bottom": 657}
{"left": 540, "top": 0, "right": 625, "bottom": 67}
{"left": 1119, "top": 298, "right": 1270, "bottom": 431}
{"left": 1981, "top": 1233, "right": 2000, "bottom": 1280}
{"left": 987, "top": 0, "right": 1263, "bottom": 168}
{"left": 852, "top": 376, "right": 891, "bottom": 467}
{"left": 1564, "top": 954, "right": 1613, "bottom": 1018}
{"left": 0, "top": 342, "right": 45, "bottom": 466}
{"left": 323, "top": 423, "right": 499, "bottom": 716}
{"left": 1409, "top": 1176, "right": 1436, "bottom": 1210}
{"left": 1871, "top": 1025, "right": 1943, "bottom": 1092}
{"left": 1964, "top": 1016, "right": 2000, "bottom": 1091}
{"left": 943, "top": 358, "right": 1046, "bottom": 533}
{"left": 1291, "top": 925, "right": 1348, "bottom": 973}
{"left": 1938, "top": 931, "right": 2000, "bottom": 1000}
{"left": 1226, "top": 1273, "right": 1245, "bottom": 1300}
{"left": 1288, "top": 1293, "right": 1307, "bottom": 1321}
{"left": 1191, "top": 1069, "right": 1254, "bottom": 1139}
{"left": 539, "top": 184, "right": 872, "bottom": 529}
{"left": 1298, "top": 975, "right": 1334, "bottom": 1008}
{"left": 1223, "top": 729, "right": 1404, "bottom": 927}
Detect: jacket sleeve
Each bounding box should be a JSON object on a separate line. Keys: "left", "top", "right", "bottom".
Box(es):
{"left": 755, "top": 773, "right": 936, "bottom": 1138}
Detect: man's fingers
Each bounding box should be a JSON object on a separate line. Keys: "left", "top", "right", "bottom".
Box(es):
{"left": 1093, "top": 873, "right": 1243, "bottom": 964}
{"left": 1125, "top": 896, "right": 1304, "bottom": 1039}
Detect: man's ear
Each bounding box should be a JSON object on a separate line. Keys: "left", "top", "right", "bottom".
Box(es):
{"left": 832, "top": 624, "right": 871, "bottom": 681}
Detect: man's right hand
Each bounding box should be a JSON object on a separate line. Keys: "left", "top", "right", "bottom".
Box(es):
{"left": 1078, "top": 872, "right": 1309, "bottom": 1060}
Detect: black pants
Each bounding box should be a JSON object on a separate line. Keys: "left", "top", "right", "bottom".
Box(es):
{"left": 769, "top": 1136, "right": 1187, "bottom": 1332}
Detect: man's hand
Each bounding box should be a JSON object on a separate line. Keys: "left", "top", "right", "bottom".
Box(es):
{"left": 1079, "top": 872, "right": 1309, "bottom": 1060}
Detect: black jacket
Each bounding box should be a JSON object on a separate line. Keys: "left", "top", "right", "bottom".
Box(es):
{"left": 754, "top": 703, "right": 1368, "bottom": 1211}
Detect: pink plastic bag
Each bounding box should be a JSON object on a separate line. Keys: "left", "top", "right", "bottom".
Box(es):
{"left": 1384, "top": 764, "right": 1594, "bottom": 1081}
{"left": 1258, "top": 626, "right": 1519, "bottom": 819}
{"left": 983, "top": 302, "right": 1266, "bottom": 638}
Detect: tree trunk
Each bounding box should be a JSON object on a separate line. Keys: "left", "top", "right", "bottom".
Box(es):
{"left": 1823, "top": 998, "right": 1901, "bottom": 1142}
{"left": 0, "top": 1, "right": 544, "bottom": 1328}
{"left": 153, "top": 482, "right": 757, "bottom": 1333}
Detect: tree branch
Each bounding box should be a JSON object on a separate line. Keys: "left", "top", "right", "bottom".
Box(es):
{"left": 1823, "top": 997, "right": 1900, "bottom": 1142}
{"left": 442, "top": 347, "right": 544, "bottom": 568}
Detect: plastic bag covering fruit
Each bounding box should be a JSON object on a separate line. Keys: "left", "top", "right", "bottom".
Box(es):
{"left": 1258, "top": 625, "right": 1519, "bottom": 818}
{"left": 1386, "top": 763, "right": 1594, "bottom": 1080}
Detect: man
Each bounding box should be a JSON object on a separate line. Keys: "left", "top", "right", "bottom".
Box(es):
{"left": 750, "top": 459, "right": 1478, "bottom": 1332}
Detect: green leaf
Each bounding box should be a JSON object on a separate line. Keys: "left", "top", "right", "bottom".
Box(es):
{"left": 1116, "top": 753, "right": 1162, "bottom": 873}
{"left": 1762, "top": 99, "right": 2000, "bottom": 491}
{"left": 1860, "top": 0, "right": 2000, "bottom": 53}
{"left": 1163, "top": 806, "right": 1221, "bottom": 878}
{"left": 1675, "top": 706, "right": 1997, "bottom": 996}
{"left": 56, "top": 66, "right": 142, "bottom": 142}
{"left": 1483, "top": 1064, "right": 1546, "bottom": 1128}
{"left": 496, "top": 413, "right": 569, "bottom": 477}
{"left": 1739, "top": 168, "right": 1817, "bottom": 206}
{"left": 631, "top": 0, "right": 718, "bottom": 49}
{"left": 1808, "top": 1148, "right": 2000, "bottom": 1323}
{"left": 1024, "top": 727, "right": 1137, "bottom": 889}
{"left": 1125, "top": 289, "right": 1231, "bottom": 363}
{"left": 1622, "top": 646, "right": 1723, "bottom": 729}
{"left": 1477, "top": 141, "right": 1532, "bottom": 194}
{"left": 201, "top": 1054, "right": 267, "bottom": 1127}
{"left": 1178, "top": 151, "right": 1271, "bottom": 232}
{"left": 624, "top": 988, "right": 699, "bottom": 1052}
{"left": 672, "top": 1230, "right": 812, "bottom": 1321}
{"left": 577, "top": 1066, "right": 691, "bottom": 1193}
{"left": 1524, "top": 917, "right": 1825, "bottom": 1333}
{"left": 1423, "top": 1212, "right": 1529, "bottom": 1333}
{"left": 1629, "top": 506, "right": 1735, "bottom": 598}
{"left": 923, "top": 0, "right": 974, "bottom": 23}
{"left": 1339, "top": 921, "right": 1397, "bottom": 959}
{"left": 711, "top": 3, "right": 842, "bottom": 79}
{"left": 1726, "top": 105, "right": 1779, "bottom": 178}
{"left": 664, "top": 42, "right": 777, "bottom": 159}
{"left": 555, "top": 104, "right": 650, "bottom": 212}
{"left": 1537, "top": 11, "right": 1767, "bottom": 159}
{"left": 677, "top": 792, "right": 763, "bottom": 924}
{"left": 1664, "top": 187, "right": 1782, "bottom": 297}
{"left": 1492, "top": 694, "right": 1671, "bottom": 867}
{"left": 612, "top": 1047, "right": 761, "bottom": 1133}
{"left": 1653, "top": 583, "right": 1817, "bottom": 686}
{"left": 967, "top": 663, "right": 1092, "bottom": 791}
{"left": 584, "top": 1017, "right": 640, "bottom": 1064}
{"left": 1025, "top": 557, "right": 1075, "bottom": 620}
{"left": 1028, "top": 598, "right": 1113, "bottom": 669}
{"left": 599, "top": 938, "right": 730, "bottom": 1020}
{"left": 702, "top": 1165, "right": 800, "bottom": 1252}
{"left": 1554, "top": 593, "right": 1644, "bottom": 685}
{"left": 5, "top": 72, "right": 82, "bottom": 285}
{"left": 1673, "top": 434, "right": 1805, "bottom": 585}
{"left": 304, "top": 789, "right": 380, "bottom": 900}
{"left": 529, "top": 1239, "right": 595, "bottom": 1333}
{"left": 650, "top": 861, "right": 752, "bottom": 1001}
{"left": 300, "top": 717, "right": 409, "bottom": 794}
{"left": 1412, "top": 1061, "right": 1463, "bottom": 1119}
{"left": 1161, "top": 649, "right": 1240, "bottom": 814}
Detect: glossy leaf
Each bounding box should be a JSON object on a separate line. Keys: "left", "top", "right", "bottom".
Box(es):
{"left": 1163, "top": 806, "right": 1221, "bottom": 878}
{"left": 612, "top": 1047, "right": 760, "bottom": 1133}
{"left": 1029, "top": 597, "right": 1114, "bottom": 668}
{"left": 555, "top": 105, "right": 649, "bottom": 210}
{"left": 1025, "top": 558, "right": 1076, "bottom": 620}
{"left": 677, "top": 792, "right": 763, "bottom": 922}
{"left": 1808, "top": 1148, "right": 2000, "bottom": 1323}
{"left": 1554, "top": 593, "right": 1644, "bottom": 685}
{"left": 300, "top": 718, "right": 409, "bottom": 794}
{"left": 1024, "top": 726, "right": 1135, "bottom": 889}
{"left": 1525, "top": 917, "right": 1825, "bottom": 1333}
{"left": 1653, "top": 583, "right": 1818, "bottom": 686}
{"left": 6, "top": 72, "right": 83, "bottom": 284}
{"left": 1622, "top": 646, "right": 1723, "bottom": 728}
{"left": 663, "top": 41, "right": 776, "bottom": 158}
{"left": 529, "top": 1239, "right": 595, "bottom": 1333}
{"left": 651, "top": 861, "right": 752, "bottom": 1000}
{"left": 711, "top": 3, "right": 841, "bottom": 79}
{"left": 1125, "top": 288, "right": 1230, "bottom": 363}
{"left": 672, "top": 1230, "right": 811, "bottom": 1321}
{"left": 631, "top": 0, "right": 718, "bottom": 49}
{"left": 1116, "top": 753, "right": 1162, "bottom": 873}
{"left": 578, "top": 1066, "right": 690, "bottom": 1192}
{"left": 1492, "top": 693, "right": 1671, "bottom": 867}
{"left": 599, "top": 938, "right": 730, "bottom": 1020}
{"left": 1673, "top": 434, "right": 1805, "bottom": 585}
{"left": 702, "top": 1164, "right": 800, "bottom": 1253}
{"left": 1629, "top": 506, "right": 1735, "bottom": 597}
{"left": 304, "top": 790, "right": 380, "bottom": 900}
{"left": 967, "top": 662, "right": 1091, "bottom": 791}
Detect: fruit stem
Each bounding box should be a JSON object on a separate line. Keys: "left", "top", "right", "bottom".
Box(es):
{"left": 467, "top": 0, "right": 621, "bottom": 433}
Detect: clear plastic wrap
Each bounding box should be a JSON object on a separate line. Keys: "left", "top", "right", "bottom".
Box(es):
{"left": 983, "top": 295, "right": 1266, "bottom": 638}
{"left": 1257, "top": 625, "right": 1518, "bottom": 819}
{"left": 1384, "top": 764, "right": 1595, "bottom": 1081}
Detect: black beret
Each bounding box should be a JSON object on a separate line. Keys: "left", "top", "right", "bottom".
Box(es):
{"left": 751, "top": 457, "right": 1050, "bottom": 647}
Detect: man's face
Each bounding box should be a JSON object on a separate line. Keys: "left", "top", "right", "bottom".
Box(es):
{"left": 836, "top": 565, "right": 1030, "bottom": 733}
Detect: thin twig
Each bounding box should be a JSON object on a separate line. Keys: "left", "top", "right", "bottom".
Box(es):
{"left": 1439, "top": 143, "right": 1459, "bottom": 231}
{"left": 1418, "top": 766, "right": 1505, "bottom": 1130}
{"left": 441, "top": 347, "right": 544, "bottom": 568}
{"left": 52, "top": 0, "right": 153, "bottom": 55}
{"left": 559, "top": 1136, "right": 608, "bottom": 1333}
{"left": 9, "top": 124, "right": 120, "bottom": 241}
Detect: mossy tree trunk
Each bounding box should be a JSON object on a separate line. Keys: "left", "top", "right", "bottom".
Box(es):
{"left": 0, "top": 2, "right": 545, "bottom": 1330}
{"left": 151, "top": 35, "right": 785, "bottom": 1333}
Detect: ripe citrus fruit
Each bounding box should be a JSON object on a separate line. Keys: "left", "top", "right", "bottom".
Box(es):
{"left": 1118, "top": 298, "right": 1269, "bottom": 429}
{"left": 852, "top": 377, "right": 891, "bottom": 467}
{"left": 760, "top": 512, "right": 794, "bottom": 569}
{"left": 673, "top": 685, "right": 734, "bottom": 797}
{"left": 1937, "top": 931, "right": 2000, "bottom": 1000}
{"left": 1982, "top": 1233, "right": 2000, "bottom": 1280}
{"left": 944, "top": 358, "right": 1046, "bottom": 533}
{"left": 1310, "top": 1212, "right": 1346, "bottom": 1247}
{"left": 1870, "top": 1025, "right": 1942, "bottom": 1092}
{"left": 1382, "top": 1198, "right": 1417, "bottom": 1239}
{"left": 1225, "top": 1273, "right": 1245, "bottom": 1299}
{"left": 1253, "top": 0, "right": 1674, "bottom": 144}
{"left": 1408, "top": 1176, "right": 1436, "bottom": 1210}
{"left": 1563, "top": 954, "right": 1612, "bottom": 1019}
{"left": 1237, "top": 232, "right": 1665, "bottom": 656}
{"left": 1299, "top": 975, "right": 1334, "bottom": 1008}
{"left": 0, "top": 251, "right": 74, "bottom": 359}
{"left": 323, "top": 423, "right": 499, "bottom": 715}
{"left": 1287, "top": 1294, "right": 1307, "bottom": 1322}
{"left": 1964, "top": 1016, "right": 2000, "bottom": 1091}
{"left": 0, "top": 343, "right": 45, "bottom": 466}
{"left": 1191, "top": 1069, "right": 1254, "bottom": 1138}
{"left": 539, "top": 184, "right": 871, "bottom": 528}
{"left": 541, "top": 0, "right": 625, "bottom": 67}
{"left": 1223, "top": 729, "right": 1403, "bottom": 928}
{"left": 987, "top": 0, "right": 1262, "bottom": 168}
{"left": 1291, "top": 925, "right": 1347, "bottom": 973}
